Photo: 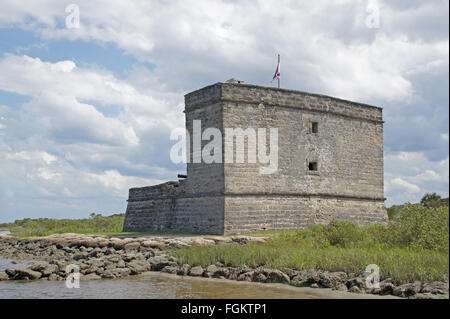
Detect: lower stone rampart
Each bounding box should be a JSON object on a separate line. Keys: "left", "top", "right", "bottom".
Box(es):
{"left": 123, "top": 183, "right": 387, "bottom": 235}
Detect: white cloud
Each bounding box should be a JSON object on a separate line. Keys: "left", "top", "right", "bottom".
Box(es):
{"left": 0, "top": 0, "right": 447, "bottom": 220}
{"left": 385, "top": 152, "right": 449, "bottom": 206}
{"left": 0, "top": 1, "right": 447, "bottom": 103}
{"left": 390, "top": 177, "right": 421, "bottom": 193}
{"left": 0, "top": 53, "right": 184, "bottom": 221}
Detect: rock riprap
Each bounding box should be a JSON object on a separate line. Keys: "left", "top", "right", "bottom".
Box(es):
{"left": 0, "top": 233, "right": 448, "bottom": 299}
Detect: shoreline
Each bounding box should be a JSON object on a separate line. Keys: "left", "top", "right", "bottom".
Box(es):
{"left": 0, "top": 233, "right": 448, "bottom": 299}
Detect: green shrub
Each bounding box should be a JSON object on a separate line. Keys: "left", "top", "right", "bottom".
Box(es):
{"left": 386, "top": 204, "right": 449, "bottom": 250}
{"left": 323, "top": 220, "right": 364, "bottom": 248}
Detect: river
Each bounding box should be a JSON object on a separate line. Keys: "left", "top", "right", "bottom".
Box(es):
{"left": 0, "top": 258, "right": 398, "bottom": 299}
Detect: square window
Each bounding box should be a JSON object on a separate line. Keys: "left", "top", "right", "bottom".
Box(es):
{"left": 308, "top": 162, "right": 318, "bottom": 171}
{"left": 311, "top": 122, "right": 318, "bottom": 133}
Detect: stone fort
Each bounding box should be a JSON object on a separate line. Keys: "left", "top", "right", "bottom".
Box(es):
{"left": 123, "top": 80, "right": 388, "bottom": 234}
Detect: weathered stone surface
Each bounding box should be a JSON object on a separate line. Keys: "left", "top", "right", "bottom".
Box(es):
{"left": 81, "top": 273, "right": 101, "bottom": 281}
{"left": 41, "top": 265, "right": 59, "bottom": 277}
{"left": 123, "top": 82, "right": 388, "bottom": 235}
{"left": 127, "top": 260, "right": 150, "bottom": 274}
{"left": 392, "top": 281, "right": 422, "bottom": 298}
{"left": 10, "top": 268, "right": 42, "bottom": 280}
{"left": 141, "top": 240, "right": 168, "bottom": 249}
{"left": 149, "top": 256, "right": 173, "bottom": 271}
{"left": 264, "top": 269, "right": 290, "bottom": 284}
{"left": 161, "top": 266, "right": 179, "bottom": 274}
{"left": 124, "top": 242, "right": 140, "bottom": 252}
{"left": 177, "top": 264, "right": 191, "bottom": 276}
{"left": 189, "top": 266, "right": 204, "bottom": 277}
{"left": 348, "top": 286, "right": 362, "bottom": 293}
{"left": 291, "top": 270, "right": 321, "bottom": 287}
{"left": 421, "top": 281, "right": 449, "bottom": 295}
{"left": 319, "top": 272, "right": 348, "bottom": 288}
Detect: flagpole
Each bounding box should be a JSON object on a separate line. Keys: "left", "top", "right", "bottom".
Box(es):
{"left": 277, "top": 54, "right": 280, "bottom": 88}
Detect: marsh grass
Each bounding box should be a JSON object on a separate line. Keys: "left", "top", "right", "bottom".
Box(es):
{"left": 173, "top": 243, "right": 448, "bottom": 283}
{"left": 174, "top": 205, "right": 449, "bottom": 284}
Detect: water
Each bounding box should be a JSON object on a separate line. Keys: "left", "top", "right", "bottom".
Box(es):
{"left": 0, "top": 258, "right": 397, "bottom": 299}
{"left": 0, "top": 231, "right": 10, "bottom": 235}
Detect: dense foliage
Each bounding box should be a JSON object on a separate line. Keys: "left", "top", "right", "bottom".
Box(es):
{"left": 0, "top": 213, "right": 125, "bottom": 237}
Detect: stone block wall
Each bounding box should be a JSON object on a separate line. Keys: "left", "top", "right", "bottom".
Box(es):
{"left": 224, "top": 195, "right": 387, "bottom": 234}
{"left": 123, "top": 181, "right": 225, "bottom": 234}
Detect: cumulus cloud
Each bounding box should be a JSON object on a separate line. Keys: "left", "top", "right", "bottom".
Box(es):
{"left": 385, "top": 152, "right": 449, "bottom": 206}
{"left": 0, "top": 0, "right": 448, "bottom": 220}
{"left": 0, "top": 53, "right": 184, "bottom": 221}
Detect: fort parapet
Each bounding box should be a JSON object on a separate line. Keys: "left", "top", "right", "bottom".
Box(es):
{"left": 123, "top": 81, "right": 388, "bottom": 234}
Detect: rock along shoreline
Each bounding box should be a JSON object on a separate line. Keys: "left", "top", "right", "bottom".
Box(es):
{"left": 0, "top": 233, "right": 448, "bottom": 299}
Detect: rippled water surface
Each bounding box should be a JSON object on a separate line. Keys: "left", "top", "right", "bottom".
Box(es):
{"left": 0, "top": 258, "right": 398, "bottom": 299}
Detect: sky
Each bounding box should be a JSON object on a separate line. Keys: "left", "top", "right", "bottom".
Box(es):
{"left": 0, "top": 0, "right": 448, "bottom": 222}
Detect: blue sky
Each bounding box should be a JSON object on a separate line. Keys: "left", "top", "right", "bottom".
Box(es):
{"left": 0, "top": 0, "right": 448, "bottom": 222}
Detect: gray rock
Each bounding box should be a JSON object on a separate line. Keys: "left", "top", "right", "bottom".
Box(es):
{"left": 81, "top": 273, "right": 101, "bottom": 281}
{"left": 102, "top": 270, "right": 116, "bottom": 279}
{"left": 319, "top": 272, "right": 347, "bottom": 288}
{"left": 237, "top": 271, "right": 254, "bottom": 282}
{"left": 333, "top": 283, "right": 348, "bottom": 292}
{"left": 177, "top": 264, "right": 191, "bottom": 276}
{"left": 11, "top": 268, "right": 42, "bottom": 280}
{"left": 291, "top": 270, "right": 321, "bottom": 287}
{"left": 189, "top": 266, "right": 204, "bottom": 277}
{"left": 41, "top": 264, "right": 59, "bottom": 277}
{"left": 203, "top": 265, "right": 230, "bottom": 278}
{"left": 149, "top": 256, "right": 174, "bottom": 271}
{"left": 127, "top": 260, "right": 150, "bottom": 275}
{"left": 265, "top": 269, "right": 290, "bottom": 284}
{"left": 346, "top": 277, "right": 366, "bottom": 290}
{"left": 204, "top": 265, "right": 219, "bottom": 277}
{"left": 5, "top": 269, "right": 16, "bottom": 277}
{"left": 411, "top": 293, "right": 449, "bottom": 300}
{"left": 124, "top": 242, "right": 140, "bottom": 252}
{"left": 393, "top": 282, "right": 422, "bottom": 297}
{"left": 348, "top": 286, "right": 362, "bottom": 293}
{"left": 161, "top": 266, "right": 179, "bottom": 274}
{"left": 30, "top": 263, "right": 48, "bottom": 272}
{"left": 421, "top": 281, "right": 449, "bottom": 295}
{"left": 379, "top": 280, "right": 395, "bottom": 295}
{"left": 254, "top": 273, "right": 267, "bottom": 282}
{"left": 48, "top": 273, "right": 59, "bottom": 281}
{"left": 73, "top": 252, "right": 88, "bottom": 261}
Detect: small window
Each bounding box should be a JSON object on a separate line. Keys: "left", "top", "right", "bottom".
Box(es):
{"left": 308, "top": 162, "right": 318, "bottom": 171}
{"left": 311, "top": 122, "right": 318, "bottom": 133}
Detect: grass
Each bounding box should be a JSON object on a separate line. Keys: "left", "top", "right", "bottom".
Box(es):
{"left": 173, "top": 241, "right": 448, "bottom": 284}
{"left": 0, "top": 214, "right": 207, "bottom": 237}
{"left": 0, "top": 213, "right": 126, "bottom": 237}
{"left": 173, "top": 205, "right": 449, "bottom": 284}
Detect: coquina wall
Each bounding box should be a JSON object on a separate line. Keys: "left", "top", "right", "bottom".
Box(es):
{"left": 123, "top": 81, "right": 388, "bottom": 234}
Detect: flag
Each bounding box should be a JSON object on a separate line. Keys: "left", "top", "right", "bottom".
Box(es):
{"left": 272, "top": 56, "right": 280, "bottom": 82}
